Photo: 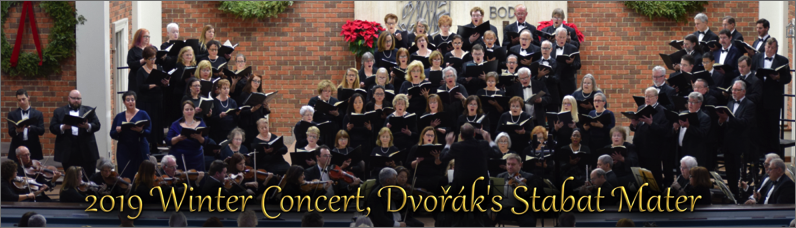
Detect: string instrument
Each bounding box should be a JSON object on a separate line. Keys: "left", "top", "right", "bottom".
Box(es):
{"left": 12, "top": 176, "right": 43, "bottom": 193}
{"left": 403, "top": 184, "right": 432, "bottom": 197}
{"left": 23, "top": 161, "right": 62, "bottom": 180}
{"left": 224, "top": 173, "right": 245, "bottom": 189}
{"left": 507, "top": 173, "right": 527, "bottom": 188}
{"left": 77, "top": 180, "right": 101, "bottom": 193}
{"left": 300, "top": 180, "right": 330, "bottom": 193}
{"left": 103, "top": 170, "right": 131, "bottom": 190}
{"left": 241, "top": 166, "right": 278, "bottom": 182}
{"left": 328, "top": 165, "right": 357, "bottom": 184}
{"left": 175, "top": 169, "right": 203, "bottom": 182}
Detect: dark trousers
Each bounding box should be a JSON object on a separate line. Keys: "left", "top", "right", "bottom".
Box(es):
{"left": 497, "top": 210, "right": 536, "bottom": 227}
{"left": 759, "top": 109, "right": 782, "bottom": 156}
{"left": 725, "top": 151, "right": 742, "bottom": 196}
{"left": 62, "top": 143, "right": 97, "bottom": 177}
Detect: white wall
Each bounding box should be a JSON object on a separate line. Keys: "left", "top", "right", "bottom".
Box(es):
{"left": 132, "top": 1, "right": 163, "bottom": 46}
{"left": 76, "top": 1, "right": 111, "bottom": 159}
{"left": 758, "top": 1, "right": 789, "bottom": 56}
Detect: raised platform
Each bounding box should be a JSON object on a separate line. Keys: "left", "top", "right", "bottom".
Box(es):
{"left": 573, "top": 204, "right": 795, "bottom": 227}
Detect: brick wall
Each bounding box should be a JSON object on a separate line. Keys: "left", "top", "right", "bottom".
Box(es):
{"left": 0, "top": 2, "right": 77, "bottom": 156}
{"left": 161, "top": 1, "right": 355, "bottom": 137}
{"left": 567, "top": 1, "right": 775, "bottom": 128}
{"left": 109, "top": 1, "right": 132, "bottom": 117}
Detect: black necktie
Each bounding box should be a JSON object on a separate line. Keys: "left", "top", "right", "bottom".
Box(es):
{"left": 70, "top": 106, "right": 79, "bottom": 111}
{"left": 557, "top": 47, "right": 564, "bottom": 51}
{"left": 765, "top": 57, "right": 773, "bottom": 61}
{"left": 721, "top": 49, "right": 728, "bottom": 53}
{"left": 698, "top": 31, "right": 705, "bottom": 35}
{"left": 759, "top": 38, "right": 765, "bottom": 43}
{"left": 523, "top": 86, "right": 531, "bottom": 89}
{"left": 22, "top": 110, "right": 28, "bottom": 115}
{"left": 653, "top": 85, "right": 661, "bottom": 89}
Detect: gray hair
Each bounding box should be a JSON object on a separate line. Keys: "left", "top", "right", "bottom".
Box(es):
{"left": 520, "top": 29, "right": 533, "bottom": 37}
{"left": 28, "top": 214, "right": 46, "bottom": 227}
{"left": 594, "top": 92, "right": 607, "bottom": 102}
{"left": 789, "top": 218, "right": 795, "bottom": 227}
{"left": 442, "top": 66, "right": 458, "bottom": 79}
{"left": 495, "top": 132, "right": 512, "bottom": 148}
{"left": 733, "top": 80, "right": 747, "bottom": 91}
{"left": 541, "top": 40, "right": 552, "bottom": 48}
{"left": 300, "top": 105, "right": 315, "bottom": 116}
{"left": 680, "top": 155, "right": 698, "bottom": 170}
{"left": 97, "top": 158, "right": 114, "bottom": 170}
{"left": 169, "top": 212, "right": 187, "bottom": 227}
{"left": 687, "top": 91, "right": 703, "bottom": 103}
{"left": 361, "top": 52, "right": 375, "bottom": 65}
{"left": 592, "top": 168, "right": 606, "bottom": 178}
{"left": 354, "top": 216, "right": 374, "bottom": 227}
{"left": 555, "top": 27, "right": 568, "bottom": 36}
{"left": 652, "top": 65, "right": 667, "bottom": 76}
{"left": 694, "top": 13, "right": 708, "bottom": 23}
{"left": 765, "top": 153, "right": 781, "bottom": 161}
{"left": 694, "top": 78, "right": 708, "bottom": 88}
{"left": 598, "top": 154, "right": 613, "bottom": 166}
{"left": 237, "top": 210, "right": 258, "bottom": 227}
{"left": 378, "top": 167, "right": 397, "bottom": 185}
{"left": 517, "top": 67, "right": 532, "bottom": 77}
{"left": 15, "top": 146, "right": 27, "bottom": 154}
{"left": 161, "top": 155, "right": 177, "bottom": 165}
{"left": 770, "top": 158, "right": 786, "bottom": 170}
{"left": 167, "top": 23, "right": 179, "bottom": 33}
{"left": 645, "top": 87, "right": 659, "bottom": 96}
{"left": 507, "top": 54, "right": 518, "bottom": 61}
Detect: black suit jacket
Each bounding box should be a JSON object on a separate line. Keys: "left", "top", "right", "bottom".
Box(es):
{"left": 508, "top": 44, "right": 541, "bottom": 68}
{"left": 541, "top": 25, "right": 580, "bottom": 49}
{"left": 462, "top": 22, "right": 499, "bottom": 51}
{"left": 441, "top": 138, "right": 502, "bottom": 193}
{"left": 757, "top": 176, "right": 795, "bottom": 204}
{"left": 507, "top": 81, "right": 551, "bottom": 126}
{"left": 367, "top": 184, "right": 401, "bottom": 227}
{"left": 694, "top": 29, "right": 719, "bottom": 53}
{"left": 496, "top": 170, "right": 535, "bottom": 197}
{"left": 678, "top": 110, "right": 711, "bottom": 165}
{"left": 657, "top": 84, "right": 677, "bottom": 111}
{"left": 733, "top": 72, "right": 763, "bottom": 106}
{"left": 630, "top": 104, "right": 671, "bottom": 162}
{"left": 49, "top": 105, "right": 101, "bottom": 163}
{"left": 7, "top": 107, "right": 45, "bottom": 160}
{"left": 551, "top": 43, "right": 581, "bottom": 96}
{"left": 713, "top": 45, "right": 743, "bottom": 77}
{"left": 304, "top": 165, "right": 352, "bottom": 195}
{"left": 720, "top": 97, "right": 756, "bottom": 155}
{"left": 729, "top": 30, "right": 744, "bottom": 42}
{"left": 502, "top": 21, "right": 539, "bottom": 48}
{"left": 751, "top": 36, "right": 770, "bottom": 54}
{"left": 752, "top": 54, "right": 792, "bottom": 110}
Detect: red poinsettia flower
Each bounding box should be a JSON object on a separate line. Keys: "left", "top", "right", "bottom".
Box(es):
{"left": 537, "top": 20, "right": 585, "bottom": 43}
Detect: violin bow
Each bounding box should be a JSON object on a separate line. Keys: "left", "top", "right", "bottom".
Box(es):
{"left": 111, "top": 160, "right": 131, "bottom": 193}
{"left": 181, "top": 154, "right": 191, "bottom": 189}
{"left": 17, "top": 161, "right": 36, "bottom": 202}
{"left": 404, "top": 159, "right": 421, "bottom": 222}
{"left": 253, "top": 148, "right": 257, "bottom": 186}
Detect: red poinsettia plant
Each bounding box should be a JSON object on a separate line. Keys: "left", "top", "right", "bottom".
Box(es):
{"left": 537, "top": 20, "right": 585, "bottom": 43}
{"left": 340, "top": 20, "right": 385, "bottom": 57}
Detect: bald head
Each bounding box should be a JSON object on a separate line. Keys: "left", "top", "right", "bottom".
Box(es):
{"left": 515, "top": 5, "right": 527, "bottom": 23}
{"left": 460, "top": 123, "right": 475, "bottom": 140}
{"left": 68, "top": 90, "right": 82, "bottom": 108}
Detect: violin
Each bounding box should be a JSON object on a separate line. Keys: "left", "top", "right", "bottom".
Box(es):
{"left": 300, "top": 180, "right": 330, "bottom": 193}
{"left": 24, "top": 161, "right": 62, "bottom": 180}
{"left": 328, "top": 165, "right": 357, "bottom": 184}
{"left": 175, "top": 169, "right": 202, "bottom": 182}
{"left": 241, "top": 166, "right": 277, "bottom": 182}
{"left": 78, "top": 180, "right": 101, "bottom": 193}
{"left": 224, "top": 173, "right": 244, "bottom": 189}
{"left": 103, "top": 170, "right": 131, "bottom": 190}
{"left": 507, "top": 173, "right": 527, "bottom": 188}
{"left": 13, "top": 176, "right": 43, "bottom": 193}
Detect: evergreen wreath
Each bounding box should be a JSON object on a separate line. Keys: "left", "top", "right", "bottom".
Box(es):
{"left": 624, "top": 1, "right": 707, "bottom": 22}
{"left": 1, "top": 1, "right": 85, "bottom": 77}
{"left": 218, "top": 1, "right": 293, "bottom": 20}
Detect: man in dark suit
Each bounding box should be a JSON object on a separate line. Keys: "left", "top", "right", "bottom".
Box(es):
{"left": 734, "top": 56, "right": 763, "bottom": 105}
{"left": 740, "top": 153, "right": 779, "bottom": 200}
{"left": 672, "top": 92, "right": 711, "bottom": 166}
{"left": 576, "top": 168, "right": 618, "bottom": 206}
{"left": 693, "top": 13, "right": 719, "bottom": 53}
{"left": 49, "top": 90, "right": 101, "bottom": 176}
{"left": 305, "top": 145, "right": 361, "bottom": 196}
{"left": 7, "top": 89, "right": 45, "bottom": 162}
{"left": 751, "top": 38, "right": 792, "bottom": 155}
{"left": 536, "top": 40, "right": 560, "bottom": 112}
{"left": 744, "top": 158, "right": 795, "bottom": 204}
{"left": 507, "top": 67, "right": 550, "bottom": 126}
{"left": 693, "top": 79, "right": 720, "bottom": 170}
{"left": 752, "top": 19, "right": 771, "bottom": 54}
{"left": 701, "top": 55, "right": 729, "bottom": 105}
{"left": 671, "top": 55, "right": 696, "bottom": 98}
{"left": 458, "top": 44, "right": 489, "bottom": 96}
{"left": 718, "top": 80, "right": 757, "bottom": 196}
{"left": 441, "top": 123, "right": 502, "bottom": 191}
{"left": 502, "top": 4, "right": 538, "bottom": 48}
{"left": 652, "top": 66, "right": 677, "bottom": 111}
{"left": 541, "top": 8, "right": 580, "bottom": 49}
{"left": 366, "top": 167, "right": 406, "bottom": 227}
{"left": 551, "top": 28, "right": 581, "bottom": 99}
{"left": 596, "top": 154, "right": 620, "bottom": 187}
{"left": 462, "top": 7, "right": 499, "bottom": 51}
{"left": 494, "top": 153, "right": 536, "bottom": 227}
{"left": 721, "top": 16, "right": 744, "bottom": 41}
{"left": 713, "top": 29, "right": 743, "bottom": 78}
{"left": 508, "top": 30, "right": 541, "bottom": 69}
{"left": 630, "top": 87, "right": 673, "bottom": 188}
{"left": 682, "top": 34, "right": 704, "bottom": 70}
{"left": 199, "top": 160, "right": 252, "bottom": 197}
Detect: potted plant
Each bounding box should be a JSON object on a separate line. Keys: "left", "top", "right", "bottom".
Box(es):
{"left": 340, "top": 20, "right": 385, "bottom": 60}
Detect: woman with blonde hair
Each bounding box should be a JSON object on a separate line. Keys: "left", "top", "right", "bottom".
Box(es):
{"left": 399, "top": 60, "right": 430, "bottom": 115}
{"left": 168, "top": 46, "right": 197, "bottom": 123}
{"left": 370, "top": 127, "right": 400, "bottom": 177}
{"left": 195, "top": 25, "right": 216, "bottom": 60}
{"left": 308, "top": 79, "right": 341, "bottom": 143}
{"left": 384, "top": 94, "right": 417, "bottom": 151}
{"left": 552, "top": 95, "right": 580, "bottom": 147}
{"left": 337, "top": 68, "right": 360, "bottom": 115}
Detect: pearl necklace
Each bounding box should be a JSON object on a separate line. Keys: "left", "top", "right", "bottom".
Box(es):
{"left": 383, "top": 50, "right": 393, "bottom": 58}
{"left": 510, "top": 112, "right": 520, "bottom": 123}
{"left": 219, "top": 98, "right": 229, "bottom": 109}
{"left": 466, "top": 114, "right": 478, "bottom": 122}
{"left": 381, "top": 146, "right": 390, "bottom": 154}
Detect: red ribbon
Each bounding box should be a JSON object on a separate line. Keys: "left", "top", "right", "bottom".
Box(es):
{"left": 10, "top": 1, "right": 43, "bottom": 67}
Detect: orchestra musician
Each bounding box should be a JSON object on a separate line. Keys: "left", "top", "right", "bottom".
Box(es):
{"left": 1, "top": 160, "right": 50, "bottom": 202}
{"left": 59, "top": 166, "right": 90, "bottom": 203}
{"left": 224, "top": 153, "right": 265, "bottom": 195}
{"left": 136, "top": 46, "right": 168, "bottom": 154}
{"left": 50, "top": 90, "right": 101, "bottom": 175}
{"left": 740, "top": 153, "right": 779, "bottom": 201}
{"left": 159, "top": 155, "right": 205, "bottom": 188}
{"left": 576, "top": 168, "right": 618, "bottom": 206}
{"left": 670, "top": 156, "right": 698, "bottom": 195}
{"left": 743, "top": 158, "right": 794, "bottom": 204}
{"left": 305, "top": 145, "right": 361, "bottom": 197}
{"left": 198, "top": 160, "right": 252, "bottom": 197}
{"left": 494, "top": 153, "right": 536, "bottom": 227}
{"left": 596, "top": 154, "right": 619, "bottom": 187}
{"left": 127, "top": 28, "right": 154, "bottom": 94}
{"left": 393, "top": 166, "right": 425, "bottom": 227}
{"left": 129, "top": 160, "right": 162, "bottom": 204}
{"left": 91, "top": 158, "right": 130, "bottom": 197}
{"left": 405, "top": 126, "right": 446, "bottom": 195}
{"left": 281, "top": 165, "right": 329, "bottom": 199}
{"left": 7, "top": 89, "right": 45, "bottom": 162}
{"left": 110, "top": 91, "right": 152, "bottom": 179}
{"left": 13, "top": 146, "right": 59, "bottom": 195}
{"left": 167, "top": 100, "right": 208, "bottom": 171}
{"left": 366, "top": 167, "right": 406, "bottom": 227}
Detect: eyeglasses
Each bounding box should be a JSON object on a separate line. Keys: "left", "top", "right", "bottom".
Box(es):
{"left": 319, "top": 154, "right": 332, "bottom": 158}
{"left": 653, "top": 75, "right": 665, "bottom": 79}
{"left": 124, "top": 99, "right": 136, "bottom": 102}
{"left": 688, "top": 101, "right": 700, "bottom": 105}
{"left": 252, "top": 80, "right": 261, "bottom": 83}
{"left": 471, "top": 14, "right": 483, "bottom": 18}
{"left": 143, "top": 35, "right": 151, "bottom": 38}
{"left": 731, "top": 88, "right": 744, "bottom": 92}
{"left": 236, "top": 60, "right": 245, "bottom": 63}
{"left": 192, "top": 84, "right": 202, "bottom": 88}
{"left": 209, "top": 48, "right": 218, "bottom": 51}
{"left": 542, "top": 47, "right": 552, "bottom": 50}
{"left": 594, "top": 100, "right": 605, "bottom": 102}
{"left": 146, "top": 57, "right": 156, "bottom": 61}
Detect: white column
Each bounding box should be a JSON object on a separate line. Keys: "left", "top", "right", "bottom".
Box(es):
{"left": 132, "top": 1, "right": 163, "bottom": 46}
{"left": 758, "top": 1, "right": 789, "bottom": 56}
{"left": 76, "top": 1, "right": 112, "bottom": 159}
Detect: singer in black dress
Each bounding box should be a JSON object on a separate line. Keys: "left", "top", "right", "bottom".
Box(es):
{"left": 136, "top": 46, "right": 168, "bottom": 150}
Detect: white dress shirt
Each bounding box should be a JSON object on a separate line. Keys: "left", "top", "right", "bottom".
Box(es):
{"left": 522, "top": 83, "right": 535, "bottom": 118}
{"left": 21, "top": 108, "right": 30, "bottom": 141}
{"left": 719, "top": 44, "right": 732, "bottom": 64}
{"left": 763, "top": 55, "right": 774, "bottom": 69}
{"left": 732, "top": 96, "right": 745, "bottom": 113}
{"left": 317, "top": 165, "right": 334, "bottom": 196}
{"left": 764, "top": 176, "right": 783, "bottom": 204}
{"left": 698, "top": 28, "right": 709, "bottom": 41}
{"left": 555, "top": 46, "right": 564, "bottom": 56}
{"left": 755, "top": 34, "right": 770, "bottom": 50}
{"left": 516, "top": 21, "right": 525, "bottom": 32}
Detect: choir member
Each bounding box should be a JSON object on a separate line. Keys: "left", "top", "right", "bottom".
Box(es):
{"left": 439, "top": 67, "right": 467, "bottom": 121}
{"left": 744, "top": 158, "right": 794, "bottom": 204}
{"left": 498, "top": 96, "right": 533, "bottom": 153}
{"left": 458, "top": 95, "right": 490, "bottom": 139}
{"left": 458, "top": 44, "right": 488, "bottom": 96}
{"left": 127, "top": 28, "right": 153, "bottom": 94}
{"left": 110, "top": 91, "right": 152, "bottom": 179}
{"left": 200, "top": 40, "right": 227, "bottom": 78}
{"left": 541, "top": 8, "right": 580, "bottom": 49}
{"left": 682, "top": 34, "right": 704, "bottom": 70}
{"left": 1, "top": 160, "right": 50, "bottom": 202}
{"left": 299, "top": 126, "right": 321, "bottom": 168}
{"left": 195, "top": 25, "right": 216, "bottom": 60}
{"left": 250, "top": 118, "right": 290, "bottom": 175}
{"left": 753, "top": 38, "right": 791, "bottom": 155}
{"left": 536, "top": 40, "right": 560, "bottom": 111}
{"left": 552, "top": 96, "right": 579, "bottom": 147}
{"left": 482, "top": 30, "right": 499, "bottom": 54}
{"left": 370, "top": 68, "right": 395, "bottom": 92}
{"left": 238, "top": 74, "right": 267, "bottom": 146}
{"left": 596, "top": 154, "right": 619, "bottom": 187}
{"left": 753, "top": 19, "right": 771, "bottom": 53}
{"left": 229, "top": 54, "right": 251, "bottom": 100}
{"left": 391, "top": 48, "right": 411, "bottom": 86}
{"left": 552, "top": 27, "right": 581, "bottom": 98}
{"left": 400, "top": 61, "right": 430, "bottom": 115}
{"left": 487, "top": 132, "right": 515, "bottom": 176}
{"left": 331, "top": 130, "right": 365, "bottom": 177}
{"left": 501, "top": 55, "right": 519, "bottom": 91}
{"left": 364, "top": 85, "right": 392, "bottom": 133}
{"left": 424, "top": 51, "right": 445, "bottom": 86}
{"left": 493, "top": 153, "right": 536, "bottom": 226}
{"left": 338, "top": 68, "right": 360, "bottom": 115}
{"left": 167, "top": 46, "right": 197, "bottom": 124}
{"left": 423, "top": 94, "right": 451, "bottom": 135}
{"left": 503, "top": 4, "right": 537, "bottom": 48}
{"left": 383, "top": 14, "right": 407, "bottom": 49}
{"left": 713, "top": 29, "right": 743, "bottom": 78}
{"left": 129, "top": 160, "right": 159, "bottom": 204}
{"left": 433, "top": 15, "right": 455, "bottom": 54}
{"left": 308, "top": 80, "right": 340, "bottom": 142}
{"left": 367, "top": 167, "right": 406, "bottom": 227}
{"left": 181, "top": 78, "right": 213, "bottom": 119}
{"left": 506, "top": 67, "right": 550, "bottom": 126}
{"left": 630, "top": 87, "right": 672, "bottom": 187}
{"left": 384, "top": 94, "right": 417, "bottom": 151}
{"left": 161, "top": 23, "right": 179, "bottom": 50}
{"left": 719, "top": 80, "right": 757, "bottom": 196}
{"left": 652, "top": 66, "right": 677, "bottom": 111}
{"left": 342, "top": 93, "right": 373, "bottom": 152}
{"left": 508, "top": 30, "right": 541, "bottom": 68}
{"left": 50, "top": 90, "right": 101, "bottom": 175}
{"left": 693, "top": 13, "right": 719, "bottom": 53}
{"left": 218, "top": 128, "right": 247, "bottom": 160}
{"left": 371, "top": 128, "right": 401, "bottom": 177}
{"left": 701, "top": 55, "right": 728, "bottom": 105}
{"left": 195, "top": 60, "right": 216, "bottom": 97}
{"left": 672, "top": 92, "right": 711, "bottom": 166}
{"left": 693, "top": 79, "right": 720, "bottom": 170}
{"left": 463, "top": 7, "right": 499, "bottom": 50}
{"left": 405, "top": 127, "right": 447, "bottom": 194}
{"left": 571, "top": 74, "right": 602, "bottom": 121}
{"left": 6, "top": 89, "right": 45, "bottom": 161}
{"left": 735, "top": 56, "right": 762, "bottom": 105}
{"left": 407, "top": 19, "right": 428, "bottom": 48}
{"left": 584, "top": 93, "right": 615, "bottom": 153}
{"left": 477, "top": 73, "right": 506, "bottom": 134}
{"left": 558, "top": 129, "right": 591, "bottom": 186}
{"left": 167, "top": 101, "right": 208, "bottom": 171}
{"left": 672, "top": 55, "right": 697, "bottom": 98}
{"left": 412, "top": 34, "right": 432, "bottom": 62}
{"left": 375, "top": 31, "right": 397, "bottom": 70}
{"left": 59, "top": 166, "right": 88, "bottom": 202}
{"left": 443, "top": 35, "right": 469, "bottom": 72}
{"left": 721, "top": 16, "right": 744, "bottom": 41}
{"left": 359, "top": 52, "right": 376, "bottom": 88}
{"left": 605, "top": 126, "right": 639, "bottom": 183}
{"left": 670, "top": 155, "right": 698, "bottom": 195}
{"left": 209, "top": 79, "right": 239, "bottom": 143}
{"left": 136, "top": 47, "right": 168, "bottom": 152}
{"left": 294, "top": 106, "right": 316, "bottom": 149}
